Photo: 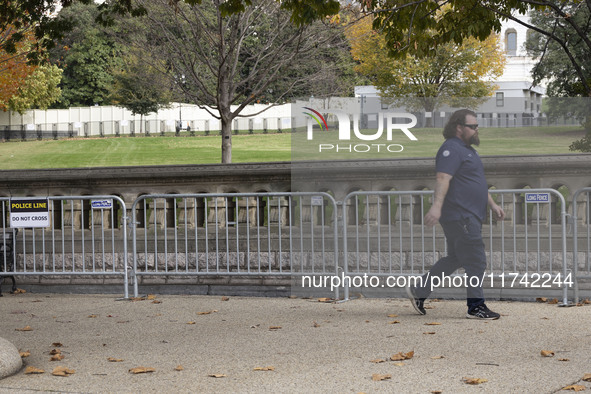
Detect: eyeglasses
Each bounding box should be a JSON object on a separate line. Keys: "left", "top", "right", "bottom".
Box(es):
{"left": 461, "top": 123, "right": 479, "bottom": 130}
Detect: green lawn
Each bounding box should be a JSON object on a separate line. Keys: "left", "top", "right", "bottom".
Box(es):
{"left": 0, "top": 126, "right": 586, "bottom": 170}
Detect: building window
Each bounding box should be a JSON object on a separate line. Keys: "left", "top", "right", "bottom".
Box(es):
{"left": 506, "top": 30, "right": 517, "bottom": 56}
{"left": 496, "top": 92, "right": 504, "bottom": 107}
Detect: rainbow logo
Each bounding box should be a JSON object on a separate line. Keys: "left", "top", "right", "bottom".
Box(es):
{"left": 303, "top": 107, "right": 328, "bottom": 131}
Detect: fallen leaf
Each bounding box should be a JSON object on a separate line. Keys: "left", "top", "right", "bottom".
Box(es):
{"left": 583, "top": 299, "right": 591, "bottom": 304}
{"left": 129, "top": 367, "right": 156, "bottom": 374}
{"left": 541, "top": 350, "right": 555, "bottom": 357}
{"left": 387, "top": 314, "right": 398, "bottom": 318}
{"left": 52, "top": 343, "right": 63, "bottom": 347}
{"left": 15, "top": 326, "right": 33, "bottom": 331}
{"left": 175, "top": 365, "right": 184, "bottom": 371}
{"left": 208, "top": 374, "right": 226, "bottom": 378}
{"left": 52, "top": 366, "right": 75, "bottom": 377}
{"left": 583, "top": 374, "right": 591, "bottom": 382}
{"left": 253, "top": 366, "right": 275, "bottom": 371}
{"left": 269, "top": 326, "right": 282, "bottom": 330}
{"left": 24, "top": 366, "right": 45, "bottom": 374}
{"left": 19, "top": 350, "right": 31, "bottom": 358}
{"left": 221, "top": 296, "right": 230, "bottom": 301}
{"left": 197, "top": 310, "right": 218, "bottom": 315}
{"left": 49, "top": 349, "right": 61, "bottom": 355}
{"left": 536, "top": 297, "right": 548, "bottom": 303}
{"left": 393, "top": 362, "right": 405, "bottom": 367}
{"left": 390, "top": 351, "right": 414, "bottom": 361}
{"left": 147, "top": 294, "right": 157, "bottom": 300}
{"left": 107, "top": 358, "right": 124, "bottom": 362}
{"left": 370, "top": 359, "right": 386, "bottom": 363}
{"left": 313, "top": 321, "right": 320, "bottom": 328}
{"left": 187, "top": 321, "right": 196, "bottom": 325}
{"left": 431, "top": 356, "right": 445, "bottom": 359}
{"left": 423, "top": 332, "right": 436, "bottom": 335}
{"left": 152, "top": 300, "right": 162, "bottom": 304}
{"left": 558, "top": 358, "right": 570, "bottom": 362}
{"left": 317, "top": 298, "right": 332, "bottom": 302}
{"left": 425, "top": 322, "right": 441, "bottom": 326}
{"left": 13, "top": 288, "right": 26, "bottom": 294}
{"left": 371, "top": 374, "right": 391, "bottom": 381}
{"left": 562, "top": 385, "right": 586, "bottom": 392}
{"left": 88, "top": 314, "right": 98, "bottom": 318}
{"left": 50, "top": 354, "right": 65, "bottom": 361}
{"left": 548, "top": 298, "right": 559, "bottom": 304}
{"left": 463, "top": 377, "right": 488, "bottom": 385}
{"left": 388, "top": 320, "right": 400, "bottom": 325}
{"left": 431, "top": 391, "right": 443, "bottom": 394}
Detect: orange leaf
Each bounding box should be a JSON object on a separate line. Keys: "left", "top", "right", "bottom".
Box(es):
{"left": 175, "top": 365, "right": 184, "bottom": 371}
{"left": 562, "top": 385, "right": 586, "bottom": 392}
{"left": 50, "top": 354, "right": 65, "bottom": 361}
{"left": 371, "top": 374, "right": 391, "bottom": 381}
{"left": 52, "top": 366, "right": 75, "bottom": 377}
{"left": 253, "top": 366, "right": 275, "bottom": 371}
{"left": 129, "top": 367, "right": 156, "bottom": 374}
{"left": 197, "top": 310, "right": 218, "bottom": 315}
{"left": 463, "top": 377, "right": 488, "bottom": 385}
{"left": 24, "top": 366, "right": 45, "bottom": 374}
{"left": 582, "top": 374, "right": 591, "bottom": 382}
{"left": 19, "top": 350, "right": 31, "bottom": 358}
{"left": 390, "top": 351, "right": 414, "bottom": 361}
{"left": 107, "top": 357, "right": 124, "bottom": 362}
{"left": 541, "top": 350, "right": 555, "bottom": 357}
{"left": 208, "top": 374, "right": 227, "bottom": 378}
{"left": 15, "top": 326, "right": 33, "bottom": 331}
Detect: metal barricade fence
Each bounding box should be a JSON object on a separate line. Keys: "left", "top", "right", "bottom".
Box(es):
{"left": 341, "top": 189, "right": 570, "bottom": 303}
{"left": 572, "top": 187, "right": 591, "bottom": 303}
{"left": 0, "top": 196, "right": 129, "bottom": 298}
{"left": 130, "top": 193, "right": 339, "bottom": 298}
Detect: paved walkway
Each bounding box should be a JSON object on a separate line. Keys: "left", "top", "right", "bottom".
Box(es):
{"left": 1, "top": 293, "right": 590, "bottom": 393}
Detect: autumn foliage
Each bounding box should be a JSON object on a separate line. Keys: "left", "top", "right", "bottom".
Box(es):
{"left": 0, "top": 27, "right": 37, "bottom": 111}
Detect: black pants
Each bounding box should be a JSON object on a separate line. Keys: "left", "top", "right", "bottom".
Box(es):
{"left": 415, "top": 216, "right": 486, "bottom": 311}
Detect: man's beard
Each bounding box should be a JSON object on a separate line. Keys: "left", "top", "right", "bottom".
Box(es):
{"left": 469, "top": 133, "right": 480, "bottom": 146}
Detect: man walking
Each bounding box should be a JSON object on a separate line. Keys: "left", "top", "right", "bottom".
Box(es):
{"left": 406, "top": 109, "right": 505, "bottom": 320}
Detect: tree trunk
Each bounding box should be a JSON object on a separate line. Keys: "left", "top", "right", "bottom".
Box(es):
{"left": 424, "top": 99, "right": 436, "bottom": 128}
{"left": 220, "top": 115, "right": 232, "bottom": 164}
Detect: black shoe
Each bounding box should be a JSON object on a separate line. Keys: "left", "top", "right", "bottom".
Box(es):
{"left": 405, "top": 285, "right": 426, "bottom": 315}
{"left": 466, "top": 304, "right": 500, "bottom": 320}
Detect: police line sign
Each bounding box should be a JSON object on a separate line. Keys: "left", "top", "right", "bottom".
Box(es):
{"left": 10, "top": 198, "right": 50, "bottom": 228}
